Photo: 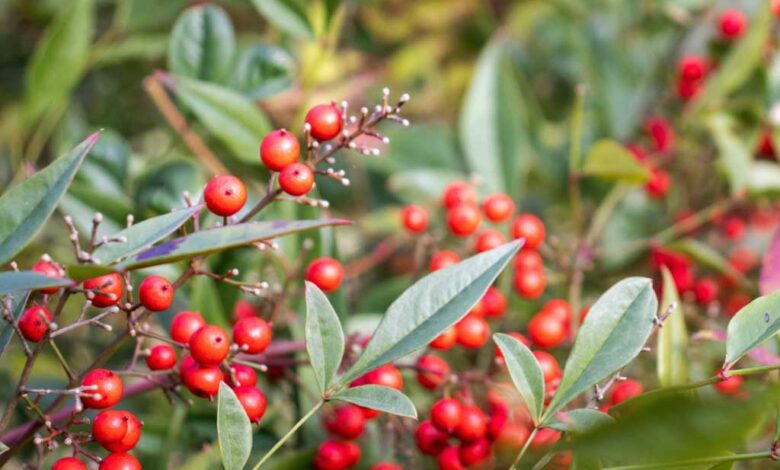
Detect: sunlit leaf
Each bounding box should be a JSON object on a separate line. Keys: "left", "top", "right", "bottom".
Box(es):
{"left": 305, "top": 282, "right": 345, "bottom": 395}
{"left": 493, "top": 333, "right": 545, "bottom": 424}
{"left": 724, "top": 290, "right": 780, "bottom": 367}
{"left": 582, "top": 140, "right": 650, "bottom": 183}
{"left": 332, "top": 385, "right": 417, "bottom": 419}
{"left": 707, "top": 114, "right": 752, "bottom": 195}
{"left": 217, "top": 382, "right": 252, "bottom": 470}
{"left": 249, "top": 0, "right": 313, "bottom": 40}
{"left": 657, "top": 267, "right": 688, "bottom": 387}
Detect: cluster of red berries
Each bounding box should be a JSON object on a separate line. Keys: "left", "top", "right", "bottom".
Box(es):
{"left": 625, "top": 117, "right": 674, "bottom": 200}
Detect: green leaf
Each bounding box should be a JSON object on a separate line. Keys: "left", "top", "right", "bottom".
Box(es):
{"left": 546, "top": 408, "right": 614, "bottom": 434}
{"left": 340, "top": 241, "right": 521, "bottom": 386}
{"left": 0, "top": 272, "right": 73, "bottom": 296}
{"left": 747, "top": 161, "right": 780, "bottom": 197}
{"left": 92, "top": 34, "right": 169, "bottom": 68}
{"left": 217, "top": 382, "right": 252, "bottom": 470}
{"left": 23, "top": 0, "right": 94, "bottom": 124}
{"left": 707, "top": 114, "right": 752, "bottom": 195}
{"left": 66, "top": 265, "right": 116, "bottom": 282}
{"left": 332, "top": 385, "right": 417, "bottom": 419}
{"left": 305, "top": 282, "right": 345, "bottom": 395}
{"left": 386, "top": 168, "right": 465, "bottom": 204}
{"left": 168, "top": 74, "right": 272, "bottom": 165}
{"left": 545, "top": 278, "right": 657, "bottom": 420}
{"left": 0, "top": 441, "right": 7, "bottom": 455}
{"left": 665, "top": 238, "right": 749, "bottom": 289}
{"left": 249, "top": 0, "right": 314, "bottom": 40}
{"left": 657, "top": 267, "right": 689, "bottom": 387}
{"left": 168, "top": 4, "right": 235, "bottom": 83}
{"left": 92, "top": 206, "right": 200, "bottom": 264}
{"left": 493, "top": 333, "right": 545, "bottom": 425}
{"left": 0, "top": 133, "right": 98, "bottom": 266}
{"left": 115, "top": 219, "right": 349, "bottom": 271}
{"left": 724, "top": 290, "right": 780, "bottom": 367}
{"left": 581, "top": 140, "right": 650, "bottom": 183}
{"left": 0, "top": 291, "right": 30, "bottom": 358}
{"left": 230, "top": 44, "right": 295, "bottom": 100}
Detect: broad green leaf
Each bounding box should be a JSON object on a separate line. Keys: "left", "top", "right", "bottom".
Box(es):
{"left": 546, "top": 408, "right": 614, "bottom": 434}
{"left": 493, "top": 333, "right": 545, "bottom": 424}
{"left": 581, "top": 140, "right": 650, "bottom": 183}
{"left": 707, "top": 114, "right": 751, "bottom": 195}
{"left": 66, "top": 265, "right": 116, "bottom": 282}
{"left": 340, "top": 241, "right": 521, "bottom": 386}
{"left": 545, "top": 278, "right": 657, "bottom": 420}
{"left": 92, "top": 33, "right": 169, "bottom": 68}
{"left": 0, "top": 291, "right": 30, "bottom": 358}
{"left": 332, "top": 385, "right": 417, "bottom": 419}
{"left": 92, "top": 206, "right": 200, "bottom": 264}
{"left": 0, "top": 272, "right": 73, "bottom": 295}
{"left": 657, "top": 267, "right": 688, "bottom": 387}
{"left": 23, "top": 0, "right": 94, "bottom": 124}
{"left": 230, "top": 44, "right": 295, "bottom": 100}
{"left": 305, "top": 282, "right": 345, "bottom": 395}
{"left": 665, "top": 238, "right": 748, "bottom": 289}
{"left": 249, "top": 0, "right": 314, "bottom": 40}
{"left": 168, "top": 4, "right": 235, "bottom": 83}
{"left": 0, "top": 133, "right": 98, "bottom": 266}
{"left": 746, "top": 161, "right": 780, "bottom": 197}
{"left": 169, "top": 75, "right": 272, "bottom": 165}
{"left": 217, "top": 382, "right": 252, "bottom": 470}
{"left": 760, "top": 227, "right": 780, "bottom": 295}
{"left": 724, "top": 290, "right": 780, "bottom": 367}
{"left": 115, "top": 219, "right": 349, "bottom": 271}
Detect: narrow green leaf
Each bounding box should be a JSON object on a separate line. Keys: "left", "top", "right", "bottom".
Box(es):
{"left": 746, "top": 161, "right": 780, "bottom": 197}
{"left": 657, "top": 267, "right": 689, "bottom": 387}
{"left": 168, "top": 4, "right": 235, "bottom": 82}
{"left": 305, "top": 282, "right": 345, "bottom": 395}
{"left": 249, "top": 0, "right": 314, "bottom": 40}
{"left": 493, "top": 333, "right": 544, "bottom": 425}
{"left": 0, "top": 133, "right": 99, "bottom": 266}
{"left": 168, "top": 74, "right": 272, "bottom": 165}
{"left": 724, "top": 290, "right": 780, "bottom": 367}
{"left": 0, "top": 272, "right": 73, "bottom": 296}
{"left": 92, "top": 206, "right": 200, "bottom": 264}
{"left": 0, "top": 441, "right": 7, "bottom": 455}
{"left": 217, "top": 382, "right": 252, "bottom": 470}
{"left": 340, "top": 241, "right": 521, "bottom": 386}
{"left": 545, "top": 278, "right": 657, "bottom": 420}
{"left": 546, "top": 408, "right": 614, "bottom": 434}
{"left": 707, "top": 114, "right": 752, "bottom": 195}
{"left": 66, "top": 265, "right": 116, "bottom": 282}
{"left": 332, "top": 385, "right": 417, "bottom": 419}
{"left": 0, "top": 291, "right": 30, "bottom": 358}
{"left": 92, "top": 33, "right": 169, "bottom": 67}
{"left": 666, "top": 238, "right": 749, "bottom": 289}
{"left": 115, "top": 219, "right": 349, "bottom": 271}
{"left": 581, "top": 140, "right": 650, "bottom": 183}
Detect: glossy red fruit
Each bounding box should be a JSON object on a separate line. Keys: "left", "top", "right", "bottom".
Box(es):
{"left": 98, "top": 452, "right": 141, "bottom": 470}
{"left": 306, "top": 258, "right": 344, "bottom": 292}
{"left": 528, "top": 312, "right": 567, "bottom": 349}
{"left": 678, "top": 55, "right": 708, "bottom": 82}
{"left": 182, "top": 363, "right": 224, "bottom": 398}
{"left": 514, "top": 269, "right": 546, "bottom": 299}
{"left": 81, "top": 369, "right": 123, "bottom": 409}
{"left": 437, "top": 446, "right": 464, "bottom": 470}
{"left": 645, "top": 116, "right": 674, "bottom": 153}
{"left": 341, "top": 441, "right": 361, "bottom": 467}
{"left": 757, "top": 131, "right": 776, "bottom": 158}
{"left": 227, "top": 363, "right": 258, "bottom": 388}
{"left": 542, "top": 299, "right": 571, "bottom": 324}
{"left": 609, "top": 379, "right": 644, "bottom": 405}
{"left": 32, "top": 260, "right": 63, "bottom": 294}
{"left": 718, "top": 8, "right": 746, "bottom": 40}
{"left": 416, "top": 354, "right": 450, "bottom": 390}
{"left": 530, "top": 428, "right": 561, "bottom": 451}
{"left": 456, "top": 314, "right": 490, "bottom": 349}
{"left": 645, "top": 168, "right": 670, "bottom": 199}
{"left": 494, "top": 332, "right": 531, "bottom": 365}
{"left": 474, "top": 229, "right": 506, "bottom": 253}
{"left": 138, "top": 275, "right": 173, "bottom": 312}
{"left": 442, "top": 181, "right": 477, "bottom": 209}
{"left": 729, "top": 246, "right": 758, "bottom": 274}
{"left": 430, "top": 398, "right": 462, "bottom": 433}
{"left": 447, "top": 204, "right": 481, "bottom": 237}
{"left": 723, "top": 217, "right": 745, "bottom": 240}
{"left": 430, "top": 326, "right": 457, "bottom": 350}
{"left": 324, "top": 404, "right": 365, "bottom": 439}
{"left": 429, "top": 251, "right": 460, "bottom": 272}
{"left": 19, "top": 306, "right": 51, "bottom": 342}
{"left": 455, "top": 404, "right": 487, "bottom": 442}
{"left": 84, "top": 273, "right": 124, "bottom": 308}
{"left": 233, "top": 316, "right": 272, "bottom": 354}
{"left": 234, "top": 386, "right": 267, "bottom": 422}
{"left": 494, "top": 423, "right": 531, "bottom": 453}
{"left": 232, "top": 299, "right": 257, "bottom": 323}
{"left": 533, "top": 351, "right": 561, "bottom": 384}
{"left": 52, "top": 457, "right": 87, "bottom": 470}
{"left": 415, "top": 420, "right": 449, "bottom": 455}
{"left": 306, "top": 103, "right": 343, "bottom": 141}
{"left": 511, "top": 214, "right": 545, "bottom": 250}
{"left": 279, "top": 163, "right": 315, "bottom": 196}
{"left": 313, "top": 440, "right": 350, "bottom": 470}
{"left": 102, "top": 411, "right": 142, "bottom": 452}
{"left": 482, "top": 193, "right": 515, "bottom": 222}
{"left": 458, "top": 437, "right": 490, "bottom": 466}
{"left": 363, "top": 364, "right": 404, "bottom": 390}
{"left": 92, "top": 410, "right": 129, "bottom": 447}
{"left": 402, "top": 204, "right": 429, "bottom": 233}
{"left": 677, "top": 77, "right": 702, "bottom": 101}
{"left": 724, "top": 292, "right": 750, "bottom": 318}
{"left": 170, "top": 311, "right": 206, "bottom": 344}
{"left": 146, "top": 344, "right": 177, "bottom": 371}
{"left": 371, "top": 463, "right": 403, "bottom": 470}
{"left": 261, "top": 129, "right": 300, "bottom": 171}
{"left": 693, "top": 277, "right": 719, "bottom": 305}
{"left": 714, "top": 374, "right": 743, "bottom": 395}
{"left": 515, "top": 250, "right": 543, "bottom": 271}
{"left": 189, "top": 325, "right": 230, "bottom": 365}
{"left": 204, "top": 175, "right": 247, "bottom": 217}
{"left": 482, "top": 287, "right": 507, "bottom": 318}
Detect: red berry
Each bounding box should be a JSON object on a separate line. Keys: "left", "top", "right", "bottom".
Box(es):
{"left": 402, "top": 204, "right": 429, "bottom": 233}
{"left": 306, "top": 103, "right": 343, "bottom": 141}
{"left": 81, "top": 369, "right": 123, "bottom": 409}
{"left": 232, "top": 298, "right": 257, "bottom": 323}
{"left": 456, "top": 314, "right": 490, "bottom": 349}
{"left": 533, "top": 351, "right": 561, "bottom": 384}
{"left": 324, "top": 404, "right": 365, "bottom": 439}
{"left": 233, "top": 316, "right": 272, "bottom": 354}
{"left": 31, "top": 260, "right": 63, "bottom": 294}
{"left": 84, "top": 273, "right": 124, "bottom": 308}
{"left": 170, "top": 311, "right": 206, "bottom": 344}
{"left": 729, "top": 246, "right": 757, "bottom": 273}
{"left": 714, "top": 374, "right": 743, "bottom": 395}
{"left": 363, "top": 364, "right": 404, "bottom": 390}
{"left": 415, "top": 420, "right": 449, "bottom": 455}
{"left": 515, "top": 250, "right": 543, "bottom": 271}
{"left": 429, "top": 251, "right": 460, "bottom": 272}
{"left": 514, "top": 269, "right": 546, "bottom": 299}
{"left": 279, "top": 163, "right": 314, "bottom": 196}
{"left": 204, "top": 175, "right": 247, "bottom": 217}
{"left": 609, "top": 379, "right": 644, "bottom": 405}
{"left": 98, "top": 453, "right": 141, "bottom": 470}
{"left": 511, "top": 214, "right": 545, "bottom": 250}
{"left": 416, "top": 354, "right": 450, "bottom": 389}
{"left": 474, "top": 229, "right": 506, "bottom": 253}
{"left": 92, "top": 410, "right": 129, "bottom": 447}
{"left": 305, "top": 257, "right": 344, "bottom": 292}
{"left": 758, "top": 131, "right": 776, "bottom": 158}
{"left": 189, "top": 325, "right": 230, "bottom": 365}
{"left": 341, "top": 441, "right": 361, "bottom": 467}
{"left": 437, "top": 446, "right": 464, "bottom": 470}
{"left": 482, "top": 287, "right": 507, "bottom": 318}
{"left": 442, "top": 181, "right": 477, "bottom": 209}
{"left": 447, "top": 204, "right": 481, "bottom": 237}
{"left": 482, "top": 193, "right": 515, "bottom": 222}
{"left": 719, "top": 8, "right": 746, "bottom": 40}
{"left": 495, "top": 423, "right": 531, "bottom": 453}
{"left": 146, "top": 344, "right": 177, "bottom": 371}
{"left": 458, "top": 437, "right": 490, "bottom": 466}
{"left": 227, "top": 363, "right": 258, "bottom": 388}
{"left": 542, "top": 299, "right": 571, "bottom": 324}
{"left": 678, "top": 55, "right": 708, "bottom": 82}
{"left": 371, "top": 463, "right": 402, "bottom": 470}
{"left": 52, "top": 457, "right": 87, "bottom": 470}
{"left": 313, "top": 440, "right": 351, "bottom": 470}
{"left": 724, "top": 292, "right": 750, "bottom": 318}
{"left": 723, "top": 217, "right": 745, "bottom": 240}
{"left": 430, "top": 326, "right": 457, "bottom": 350}
{"left": 455, "top": 404, "right": 487, "bottom": 441}
{"left": 182, "top": 362, "right": 224, "bottom": 398}
{"left": 645, "top": 116, "right": 674, "bottom": 153}
{"left": 645, "top": 168, "right": 671, "bottom": 199}
{"left": 138, "top": 275, "right": 174, "bottom": 312}
{"left": 693, "top": 277, "right": 719, "bottom": 305}
{"left": 19, "top": 306, "right": 52, "bottom": 342}
{"left": 102, "top": 411, "right": 142, "bottom": 452}
{"left": 261, "top": 129, "right": 300, "bottom": 171}
{"left": 677, "top": 78, "right": 701, "bottom": 101}
{"left": 430, "top": 398, "right": 462, "bottom": 433}
{"left": 234, "top": 386, "right": 267, "bottom": 422}
{"left": 528, "top": 312, "right": 567, "bottom": 349}
{"left": 530, "top": 428, "right": 561, "bottom": 451}
{"left": 774, "top": 0, "right": 780, "bottom": 17}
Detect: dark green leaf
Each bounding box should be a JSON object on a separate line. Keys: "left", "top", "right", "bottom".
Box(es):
{"left": 582, "top": 140, "right": 649, "bottom": 183}
{"left": 249, "top": 0, "right": 313, "bottom": 40}
{"left": 0, "top": 291, "right": 30, "bottom": 358}
{"left": 0, "top": 133, "right": 98, "bottom": 266}
{"left": 332, "top": 385, "right": 417, "bottom": 419}
{"left": 707, "top": 114, "right": 752, "bottom": 195}
{"left": 546, "top": 408, "right": 614, "bottom": 434}
{"left": 0, "top": 272, "right": 73, "bottom": 295}
{"left": 657, "top": 267, "right": 688, "bottom": 387}
{"left": 230, "top": 45, "right": 295, "bottom": 100}
{"left": 168, "top": 4, "right": 235, "bottom": 82}
{"left": 305, "top": 282, "right": 345, "bottom": 395}
{"left": 493, "top": 333, "right": 545, "bottom": 424}
{"left": 724, "top": 290, "right": 780, "bottom": 367}
{"left": 66, "top": 265, "right": 116, "bottom": 282}
{"left": 217, "top": 382, "right": 252, "bottom": 470}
